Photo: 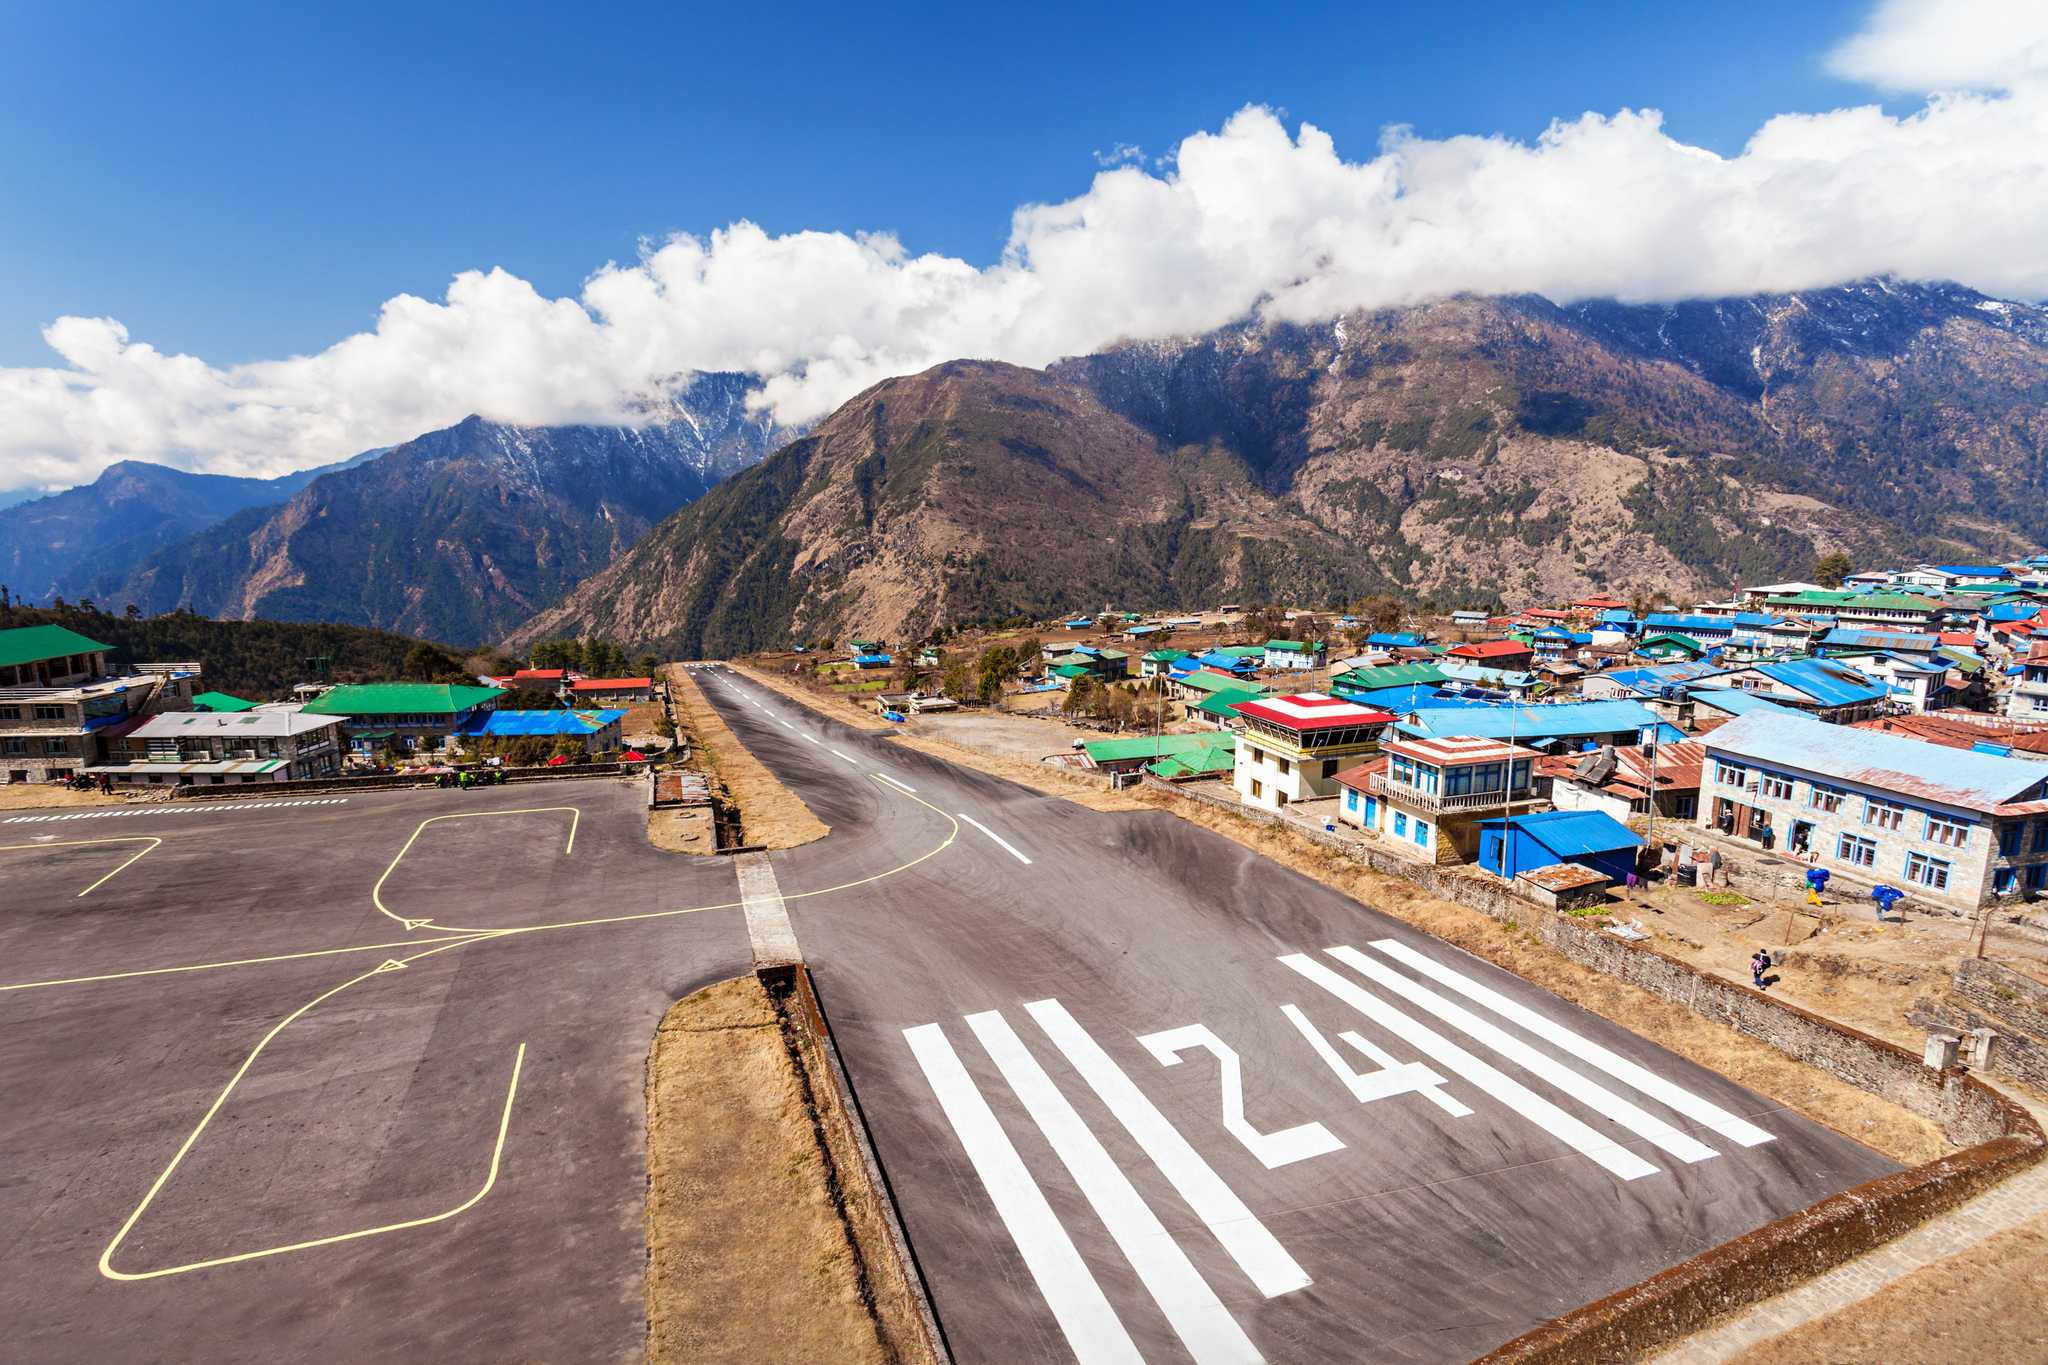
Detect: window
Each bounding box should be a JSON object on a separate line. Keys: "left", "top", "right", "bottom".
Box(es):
{"left": 32, "top": 705, "right": 65, "bottom": 721}
{"left": 2030, "top": 864, "right": 2048, "bottom": 892}
{"left": 1758, "top": 771, "right": 1794, "bottom": 801}
{"left": 1809, "top": 784, "right": 1845, "bottom": 813}
{"left": 2033, "top": 820, "right": 2048, "bottom": 854}
{"left": 1249, "top": 779, "right": 1263, "bottom": 799}
{"left": 1715, "top": 760, "right": 1748, "bottom": 787}
{"left": 1904, "top": 851, "right": 1951, "bottom": 890}
{"left": 1995, "top": 867, "right": 2018, "bottom": 894}
{"left": 1999, "top": 824, "right": 2021, "bottom": 857}
{"left": 1276, "top": 756, "right": 1290, "bottom": 776}
{"left": 1394, "top": 811, "right": 1408, "bottom": 838}
{"left": 1414, "top": 820, "right": 1430, "bottom": 848}
{"left": 0, "top": 706, "right": 16, "bottom": 720}
{"left": 1836, "top": 833, "right": 1877, "bottom": 868}
{"left": 1674, "top": 795, "right": 1697, "bottom": 820}
{"left": 1344, "top": 789, "right": 1359, "bottom": 810}
{"left": 1925, "top": 814, "right": 1971, "bottom": 849}
{"left": 1322, "top": 759, "right": 1338, "bottom": 779}
{"left": 1866, "top": 799, "right": 1906, "bottom": 831}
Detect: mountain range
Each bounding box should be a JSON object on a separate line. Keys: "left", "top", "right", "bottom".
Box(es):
{"left": 10, "top": 280, "right": 2045, "bottom": 657}
{"left": 0, "top": 448, "right": 382, "bottom": 604}
{"left": 517, "top": 280, "right": 2048, "bottom": 656}
{"left": 33, "top": 372, "right": 789, "bottom": 643}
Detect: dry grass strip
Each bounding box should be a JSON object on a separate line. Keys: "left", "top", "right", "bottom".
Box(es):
{"left": 667, "top": 665, "right": 828, "bottom": 850}
{"left": 645, "top": 976, "right": 893, "bottom": 1364}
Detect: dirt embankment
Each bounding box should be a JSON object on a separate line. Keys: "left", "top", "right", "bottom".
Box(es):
{"left": 0, "top": 785, "right": 152, "bottom": 812}
{"left": 666, "top": 665, "right": 828, "bottom": 850}
{"left": 1726, "top": 1209, "right": 2048, "bottom": 1364}
{"left": 645, "top": 975, "right": 937, "bottom": 1365}
{"left": 1149, "top": 792, "right": 1947, "bottom": 1165}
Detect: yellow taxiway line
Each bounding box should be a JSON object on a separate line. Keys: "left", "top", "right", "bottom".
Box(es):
{"left": 0, "top": 835, "right": 162, "bottom": 897}
{"left": 370, "top": 806, "right": 581, "bottom": 933}
{"left": 79, "top": 773, "right": 956, "bottom": 1281}
{"left": 98, "top": 936, "right": 513, "bottom": 1281}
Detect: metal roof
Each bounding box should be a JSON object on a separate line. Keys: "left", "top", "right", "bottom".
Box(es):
{"left": 1479, "top": 809, "right": 1644, "bottom": 856}
{"left": 1232, "top": 694, "right": 1396, "bottom": 732}
{"left": 1687, "top": 687, "right": 1804, "bottom": 719}
{"left": 302, "top": 683, "right": 506, "bottom": 716}
{"left": 1819, "top": 628, "right": 1939, "bottom": 652}
{"left": 1333, "top": 661, "right": 1448, "bottom": 691}
{"left": 1396, "top": 699, "right": 1660, "bottom": 744}
{"left": 130, "top": 710, "right": 340, "bottom": 739}
{"left": 0, "top": 624, "right": 112, "bottom": 669}
{"left": 1082, "top": 732, "right": 1232, "bottom": 763}
{"left": 1702, "top": 711, "right": 2048, "bottom": 813}
{"left": 456, "top": 708, "right": 626, "bottom": 737}
{"left": 189, "top": 691, "right": 259, "bottom": 712}
{"left": 1753, "top": 658, "right": 1890, "bottom": 709}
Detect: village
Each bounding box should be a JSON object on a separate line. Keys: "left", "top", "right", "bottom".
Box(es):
{"left": 730, "top": 558, "right": 2048, "bottom": 1087}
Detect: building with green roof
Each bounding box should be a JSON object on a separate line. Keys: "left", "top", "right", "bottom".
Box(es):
{"left": 302, "top": 682, "right": 506, "bottom": 754}
{"left": 1191, "top": 686, "right": 1265, "bottom": 727}
{"left": 1331, "top": 661, "right": 1446, "bottom": 695}
{"left": 0, "top": 624, "right": 113, "bottom": 687}
{"left": 1146, "top": 741, "right": 1238, "bottom": 780}
{"left": 1082, "top": 731, "right": 1236, "bottom": 775}
{"left": 189, "top": 690, "right": 259, "bottom": 712}
{"left": 1764, "top": 589, "right": 1942, "bottom": 629}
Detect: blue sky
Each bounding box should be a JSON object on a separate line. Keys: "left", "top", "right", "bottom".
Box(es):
{"left": 1, "top": 0, "right": 1880, "bottom": 368}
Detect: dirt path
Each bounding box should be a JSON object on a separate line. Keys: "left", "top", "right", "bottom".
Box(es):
{"left": 0, "top": 785, "right": 150, "bottom": 811}
{"left": 667, "top": 665, "right": 828, "bottom": 850}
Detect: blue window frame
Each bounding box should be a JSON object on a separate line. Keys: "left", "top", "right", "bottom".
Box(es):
{"left": 1905, "top": 851, "right": 1951, "bottom": 891}
{"left": 2000, "top": 824, "right": 2021, "bottom": 857}
{"left": 1415, "top": 821, "right": 1430, "bottom": 848}
{"left": 1393, "top": 811, "right": 1407, "bottom": 838}
{"left": 1995, "top": 867, "right": 2018, "bottom": 894}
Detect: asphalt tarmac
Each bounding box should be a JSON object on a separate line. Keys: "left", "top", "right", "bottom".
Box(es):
{"left": 0, "top": 671, "right": 1898, "bottom": 1364}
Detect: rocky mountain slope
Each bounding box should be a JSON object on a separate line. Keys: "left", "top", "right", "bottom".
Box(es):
{"left": 104, "top": 372, "right": 790, "bottom": 644}
{"left": 0, "top": 449, "right": 380, "bottom": 603}
{"left": 517, "top": 282, "right": 2048, "bottom": 658}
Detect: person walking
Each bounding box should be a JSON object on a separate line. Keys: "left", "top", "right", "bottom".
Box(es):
{"left": 1750, "top": 949, "right": 1771, "bottom": 991}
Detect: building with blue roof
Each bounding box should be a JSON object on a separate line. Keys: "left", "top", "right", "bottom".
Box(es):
{"left": 1395, "top": 699, "right": 1666, "bottom": 750}
{"left": 1750, "top": 658, "right": 1890, "bottom": 720}
{"left": 1644, "top": 613, "right": 1737, "bottom": 644}
{"left": 455, "top": 708, "right": 627, "bottom": 752}
{"left": 1687, "top": 688, "right": 1806, "bottom": 724}
{"left": 1365, "top": 631, "right": 1426, "bottom": 649}
{"left": 1477, "top": 809, "right": 1643, "bottom": 883}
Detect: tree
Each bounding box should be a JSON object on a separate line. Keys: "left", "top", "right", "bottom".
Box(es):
{"left": 635, "top": 653, "right": 661, "bottom": 677}
{"left": 1062, "top": 676, "right": 1096, "bottom": 716}
{"left": 975, "top": 645, "right": 1018, "bottom": 703}
{"left": 403, "top": 641, "right": 459, "bottom": 680}
{"left": 941, "top": 658, "right": 971, "bottom": 701}
{"left": 1814, "top": 551, "right": 1853, "bottom": 590}
{"left": 896, "top": 657, "right": 924, "bottom": 691}
{"left": 1014, "top": 636, "right": 1042, "bottom": 674}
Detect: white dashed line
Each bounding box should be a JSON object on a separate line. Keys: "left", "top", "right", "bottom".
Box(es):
{"left": 3, "top": 797, "right": 349, "bottom": 824}
{"left": 874, "top": 773, "right": 918, "bottom": 794}
{"left": 958, "top": 812, "right": 1032, "bottom": 864}
{"left": 831, "top": 749, "right": 857, "bottom": 764}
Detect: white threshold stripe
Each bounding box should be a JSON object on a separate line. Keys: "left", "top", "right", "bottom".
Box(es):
{"left": 1278, "top": 954, "right": 1660, "bottom": 1181}
{"left": 874, "top": 772, "right": 918, "bottom": 794}
{"left": 967, "top": 1010, "right": 1265, "bottom": 1365}
{"left": 1025, "top": 998, "right": 1311, "bottom": 1299}
{"left": 903, "top": 1024, "right": 1141, "bottom": 1365}
{"left": 1324, "top": 947, "right": 1719, "bottom": 1165}
{"left": 958, "top": 812, "right": 1032, "bottom": 864}
{"left": 1367, "top": 939, "right": 1776, "bottom": 1148}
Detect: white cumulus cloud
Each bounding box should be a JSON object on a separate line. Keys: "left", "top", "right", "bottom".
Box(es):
{"left": 3, "top": 0, "right": 2048, "bottom": 494}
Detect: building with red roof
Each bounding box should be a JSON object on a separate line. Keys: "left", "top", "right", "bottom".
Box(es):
{"left": 1446, "top": 639, "right": 1536, "bottom": 670}
{"left": 570, "top": 677, "right": 655, "bottom": 701}
{"left": 1228, "top": 693, "right": 1396, "bottom": 811}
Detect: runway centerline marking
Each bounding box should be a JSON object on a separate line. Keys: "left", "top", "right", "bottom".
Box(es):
{"left": 956, "top": 812, "right": 1031, "bottom": 865}
{"left": 874, "top": 772, "right": 918, "bottom": 794}
{"left": 0, "top": 834, "right": 161, "bottom": 897}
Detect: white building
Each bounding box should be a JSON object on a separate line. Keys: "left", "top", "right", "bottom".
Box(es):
{"left": 1231, "top": 693, "right": 1395, "bottom": 812}
{"left": 90, "top": 709, "right": 343, "bottom": 786}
